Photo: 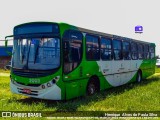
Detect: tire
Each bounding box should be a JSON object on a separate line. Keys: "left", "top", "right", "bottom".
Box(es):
{"left": 87, "top": 81, "right": 96, "bottom": 95}
{"left": 136, "top": 71, "right": 142, "bottom": 83}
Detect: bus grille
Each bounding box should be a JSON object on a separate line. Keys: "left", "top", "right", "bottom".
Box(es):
{"left": 17, "top": 88, "right": 38, "bottom": 96}
{"left": 12, "top": 69, "right": 55, "bottom": 78}
{"left": 16, "top": 81, "right": 41, "bottom": 87}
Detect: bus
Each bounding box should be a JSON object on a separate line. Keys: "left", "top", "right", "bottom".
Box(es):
{"left": 5, "top": 22, "right": 156, "bottom": 100}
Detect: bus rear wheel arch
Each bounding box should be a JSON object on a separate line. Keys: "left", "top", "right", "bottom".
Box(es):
{"left": 87, "top": 76, "right": 100, "bottom": 95}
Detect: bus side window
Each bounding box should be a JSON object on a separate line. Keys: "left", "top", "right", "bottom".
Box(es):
{"left": 113, "top": 39, "right": 122, "bottom": 60}
{"left": 86, "top": 34, "right": 100, "bottom": 60}
{"left": 123, "top": 41, "right": 131, "bottom": 60}
{"left": 63, "top": 30, "right": 83, "bottom": 74}
{"left": 150, "top": 45, "right": 155, "bottom": 59}
{"left": 144, "top": 44, "right": 149, "bottom": 59}
{"left": 100, "top": 37, "right": 112, "bottom": 60}
{"left": 131, "top": 42, "right": 138, "bottom": 60}
{"left": 138, "top": 44, "right": 144, "bottom": 59}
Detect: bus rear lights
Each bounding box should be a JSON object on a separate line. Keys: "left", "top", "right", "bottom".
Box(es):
{"left": 41, "top": 85, "right": 45, "bottom": 89}
{"left": 47, "top": 83, "right": 51, "bottom": 87}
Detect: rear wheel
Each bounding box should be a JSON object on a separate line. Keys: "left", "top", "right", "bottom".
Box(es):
{"left": 136, "top": 71, "right": 142, "bottom": 82}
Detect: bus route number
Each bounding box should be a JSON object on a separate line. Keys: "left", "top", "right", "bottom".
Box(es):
{"left": 29, "top": 79, "right": 40, "bottom": 84}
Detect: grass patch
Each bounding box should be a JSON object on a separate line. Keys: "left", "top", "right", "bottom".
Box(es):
{"left": 155, "top": 66, "right": 160, "bottom": 73}
{"left": 0, "top": 68, "right": 160, "bottom": 119}
{"left": 0, "top": 69, "right": 10, "bottom": 73}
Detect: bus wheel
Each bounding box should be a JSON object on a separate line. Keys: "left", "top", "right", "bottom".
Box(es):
{"left": 136, "top": 71, "right": 142, "bottom": 83}
{"left": 87, "top": 81, "right": 96, "bottom": 95}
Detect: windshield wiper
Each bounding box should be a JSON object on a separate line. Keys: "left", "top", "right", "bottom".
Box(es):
{"left": 21, "top": 47, "right": 25, "bottom": 63}
{"left": 34, "top": 45, "right": 39, "bottom": 64}
{"left": 24, "top": 40, "right": 31, "bottom": 69}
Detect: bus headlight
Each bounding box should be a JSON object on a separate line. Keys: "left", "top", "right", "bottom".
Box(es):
{"left": 41, "top": 85, "right": 45, "bottom": 89}
{"left": 41, "top": 76, "right": 60, "bottom": 89}
{"left": 53, "top": 76, "right": 60, "bottom": 83}
{"left": 52, "top": 79, "right": 56, "bottom": 84}
{"left": 47, "top": 83, "right": 51, "bottom": 87}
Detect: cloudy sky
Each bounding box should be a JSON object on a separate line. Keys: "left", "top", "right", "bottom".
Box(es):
{"left": 0, "top": 0, "right": 160, "bottom": 55}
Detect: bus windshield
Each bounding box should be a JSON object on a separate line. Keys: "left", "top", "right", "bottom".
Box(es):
{"left": 13, "top": 37, "right": 60, "bottom": 70}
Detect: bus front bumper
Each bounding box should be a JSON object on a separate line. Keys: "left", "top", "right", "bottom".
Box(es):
{"left": 10, "top": 80, "right": 61, "bottom": 100}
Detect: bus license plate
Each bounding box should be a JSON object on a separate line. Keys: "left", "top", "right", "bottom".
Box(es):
{"left": 23, "top": 89, "right": 31, "bottom": 94}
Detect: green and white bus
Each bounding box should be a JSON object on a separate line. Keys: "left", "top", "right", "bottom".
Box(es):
{"left": 6, "top": 22, "right": 156, "bottom": 100}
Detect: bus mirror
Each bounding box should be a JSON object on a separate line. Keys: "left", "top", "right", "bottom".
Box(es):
{"left": 5, "top": 40, "right": 12, "bottom": 56}
{"left": 5, "top": 36, "right": 13, "bottom": 56}
{"left": 5, "top": 39, "right": 8, "bottom": 47}
{"left": 6, "top": 50, "right": 12, "bottom": 56}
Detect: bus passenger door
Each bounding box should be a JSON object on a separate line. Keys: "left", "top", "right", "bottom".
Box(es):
{"left": 62, "top": 30, "right": 84, "bottom": 99}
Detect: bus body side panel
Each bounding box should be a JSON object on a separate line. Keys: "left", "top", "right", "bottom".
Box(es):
{"left": 59, "top": 24, "right": 156, "bottom": 100}
{"left": 60, "top": 25, "right": 109, "bottom": 99}
{"left": 65, "top": 78, "right": 88, "bottom": 100}
{"left": 64, "top": 60, "right": 113, "bottom": 100}
{"left": 97, "top": 60, "right": 143, "bottom": 86}
{"left": 63, "top": 60, "right": 101, "bottom": 100}
{"left": 139, "top": 43, "right": 156, "bottom": 79}
{"left": 140, "top": 59, "right": 156, "bottom": 79}
{"left": 63, "top": 59, "right": 144, "bottom": 100}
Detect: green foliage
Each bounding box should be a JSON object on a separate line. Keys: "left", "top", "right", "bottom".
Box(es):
{"left": 0, "top": 69, "right": 10, "bottom": 73}
{"left": 155, "top": 66, "right": 160, "bottom": 73}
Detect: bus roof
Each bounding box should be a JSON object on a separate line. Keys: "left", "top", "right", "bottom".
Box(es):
{"left": 14, "top": 21, "right": 57, "bottom": 28}
{"left": 59, "top": 22, "right": 155, "bottom": 45}
{"left": 13, "top": 21, "right": 155, "bottom": 45}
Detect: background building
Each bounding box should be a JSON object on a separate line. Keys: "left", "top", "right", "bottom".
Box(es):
{"left": 0, "top": 46, "right": 12, "bottom": 69}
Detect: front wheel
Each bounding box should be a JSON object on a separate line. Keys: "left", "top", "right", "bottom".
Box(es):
{"left": 136, "top": 71, "right": 142, "bottom": 83}
{"left": 87, "top": 81, "right": 96, "bottom": 95}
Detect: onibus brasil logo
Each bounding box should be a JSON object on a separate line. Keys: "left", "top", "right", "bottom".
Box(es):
{"left": 135, "top": 25, "right": 143, "bottom": 33}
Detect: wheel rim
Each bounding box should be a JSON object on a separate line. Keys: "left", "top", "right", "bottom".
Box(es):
{"left": 88, "top": 83, "right": 96, "bottom": 95}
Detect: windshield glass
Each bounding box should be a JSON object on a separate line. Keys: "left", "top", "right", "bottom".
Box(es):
{"left": 13, "top": 37, "right": 60, "bottom": 70}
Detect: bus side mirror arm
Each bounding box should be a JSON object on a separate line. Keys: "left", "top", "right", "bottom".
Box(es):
{"left": 5, "top": 39, "right": 8, "bottom": 47}
{"left": 5, "top": 35, "right": 14, "bottom": 56}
